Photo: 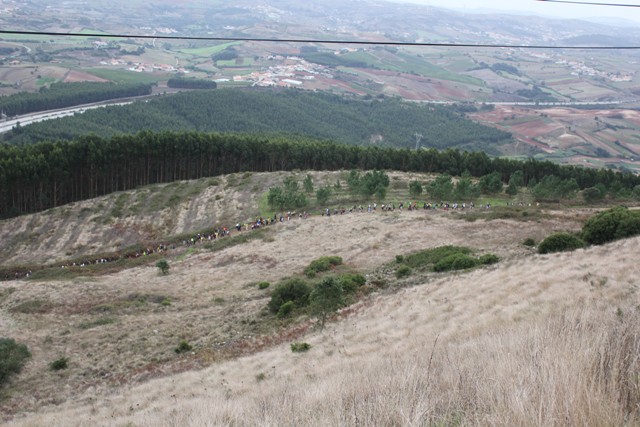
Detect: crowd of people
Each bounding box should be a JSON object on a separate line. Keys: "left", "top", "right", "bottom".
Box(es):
{"left": 3, "top": 200, "right": 498, "bottom": 281}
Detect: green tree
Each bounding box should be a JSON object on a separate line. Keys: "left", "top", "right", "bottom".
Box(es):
{"left": 582, "top": 187, "right": 603, "bottom": 204}
{"left": 509, "top": 170, "right": 525, "bottom": 188}
{"left": 505, "top": 180, "right": 518, "bottom": 196}
{"left": 303, "top": 174, "right": 314, "bottom": 193}
{"left": 479, "top": 171, "right": 503, "bottom": 194}
{"left": 310, "top": 277, "right": 344, "bottom": 330}
{"left": 428, "top": 174, "right": 453, "bottom": 200}
{"left": 156, "top": 259, "right": 170, "bottom": 275}
{"left": 316, "top": 186, "right": 332, "bottom": 205}
{"left": 409, "top": 180, "right": 423, "bottom": 198}
{"left": 454, "top": 171, "right": 479, "bottom": 200}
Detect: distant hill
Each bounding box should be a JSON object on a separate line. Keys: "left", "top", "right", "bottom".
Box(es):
{"left": 4, "top": 89, "right": 512, "bottom": 152}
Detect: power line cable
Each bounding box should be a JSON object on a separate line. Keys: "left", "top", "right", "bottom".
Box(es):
{"left": 536, "top": 0, "right": 640, "bottom": 7}
{"left": 1, "top": 29, "right": 640, "bottom": 49}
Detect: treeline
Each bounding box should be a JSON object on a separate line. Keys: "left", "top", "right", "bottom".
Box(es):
{"left": 3, "top": 89, "right": 511, "bottom": 152}
{"left": 167, "top": 78, "right": 217, "bottom": 89}
{"left": 2, "top": 131, "right": 639, "bottom": 218}
{"left": 0, "top": 82, "right": 154, "bottom": 117}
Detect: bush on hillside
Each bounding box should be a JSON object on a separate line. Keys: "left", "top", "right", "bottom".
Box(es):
{"left": 277, "top": 301, "right": 295, "bottom": 318}
{"left": 395, "top": 265, "right": 412, "bottom": 278}
{"left": 581, "top": 206, "right": 640, "bottom": 245}
{"left": 433, "top": 254, "right": 478, "bottom": 272}
{"left": 0, "top": 338, "right": 31, "bottom": 385}
{"left": 339, "top": 273, "right": 366, "bottom": 293}
{"left": 268, "top": 278, "right": 311, "bottom": 313}
{"left": 304, "top": 256, "right": 343, "bottom": 278}
{"left": 478, "top": 254, "right": 500, "bottom": 265}
{"left": 538, "top": 233, "right": 585, "bottom": 254}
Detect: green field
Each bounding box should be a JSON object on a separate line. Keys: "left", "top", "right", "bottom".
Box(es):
{"left": 85, "top": 68, "right": 163, "bottom": 84}
{"left": 78, "top": 28, "right": 111, "bottom": 36}
{"left": 383, "top": 52, "right": 484, "bottom": 86}
{"left": 180, "top": 42, "right": 241, "bottom": 56}
{"left": 36, "top": 77, "right": 57, "bottom": 86}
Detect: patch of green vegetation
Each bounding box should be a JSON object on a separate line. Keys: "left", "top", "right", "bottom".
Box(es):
{"left": 290, "top": 342, "right": 311, "bottom": 353}
{"left": 396, "top": 246, "right": 499, "bottom": 274}
{"left": 175, "top": 340, "right": 193, "bottom": 354}
{"left": 401, "top": 246, "right": 473, "bottom": 270}
{"left": 303, "top": 256, "right": 343, "bottom": 278}
{"left": 10, "top": 299, "right": 52, "bottom": 314}
{"left": 78, "top": 317, "right": 116, "bottom": 330}
{"left": 581, "top": 206, "right": 640, "bottom": 245}
{"left": 49, "top": 357, "right": 69, "bottom": 371}
{"left": 180, "top": 42, "right": 241, "bottom": 56}
{"left": 203, "top": 228, "right": 269, "bottom": 253}
{"left": 36, "top": 77, "right": 57, "bottom": 86}
{"left": 395, "top": 264, "right": 412, "bottom": 278}
{"left": 110, "top": 192, "right": 130, "bottom": 218}
{"left": 268, "top": 278, "right": 311, "bottom": 314}
{"left": 456, "top": 206, "right": 544, "bottom": 222}
{"left": 538, "top": 233, "right": 585, "bottom": 254}
{"left": 85, "top": 68, "right": 160, "bottom": 84}
{"left": 0, "top": 338, "right": 31, "bottom": 385}
{"left": 91, "top": 293, "right": 168, "bottom": 313}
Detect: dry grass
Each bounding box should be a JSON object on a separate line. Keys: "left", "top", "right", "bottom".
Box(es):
{"left": 5, "top": 230, "right": 640, "bottom": 425}
{"left": 1, "top": 171, "right": 638, "bottom": 425}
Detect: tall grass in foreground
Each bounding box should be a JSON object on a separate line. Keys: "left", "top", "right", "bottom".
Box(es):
{"left": 31, "top": 304, "right": 638, "bottom": 427}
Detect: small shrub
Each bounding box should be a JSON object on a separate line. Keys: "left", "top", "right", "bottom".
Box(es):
{"left": 396, "top": 265, "right": 412, "bottom": 278}
{"left": 404, "top": 246, "right": 472, "bottom": 269}
{"left": 304, "top": 256, "right": 343, "bottom": 278}
{"left": 0, "top": 338, "right": 31, "bottom": 384}
{"left": 175, "top": 340, "right": 192, "bottom": 354}
{"left": 433, "top": 254, "right": 477, "bottom": 272}
{"left": 268, "top": 278, "right": 311, "bottom": 313}
{"left": 277, "top": 301, "right": 295, "bottom": 318}
{"left": 339, "top": 273, "right": 366, "bottom": 293}
{"left": 478, "top": 254, "right": 500, "bottom": 265}
{"left": 49, "top": 357, "right": 68, "bottom": 371}
{"left": 522, "top": 238, "right": 536, "bottom": 247}
{"left": 78, "top": 317, "right": 116, "bottom": 330}
{"left": 538, "top": 233, "right": 585, "bottom": 254}
{"left": 290, "top": 342, "right": 311, "bottom": 353}
{"left": 256, "top": 372, "right": 267, "bottom": 382}
{"left": 395, "top": 255, "right": 404, "bottom": 264}
{"left": 156, "top": 259, "right": 170, "bottom": 275}
{"left": 11, "top": 299, "right": 52, "bottom": 314}
{"left": 258, "top": 281, "right": 271, "bottom": 290}
{"left": 160, "top": 298, "right": 171, "bottom": 306}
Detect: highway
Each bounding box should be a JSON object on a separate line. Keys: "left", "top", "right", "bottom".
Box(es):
{"left": 0, "top": 98, "right": 141, "bottom": 134}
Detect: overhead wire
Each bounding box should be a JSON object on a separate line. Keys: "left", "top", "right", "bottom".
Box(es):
{"left": 1, "top": 29, "right": 640, "bottom": 49}
{"left": 536, "top": 0, "right": 640, "bottom": 7}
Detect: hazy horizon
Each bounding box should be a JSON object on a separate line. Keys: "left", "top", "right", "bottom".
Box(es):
{"left": 390, "top": 0, "right": 640, "bottom": 24}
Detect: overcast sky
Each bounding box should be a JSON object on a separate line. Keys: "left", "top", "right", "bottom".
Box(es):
{"left": 393, "top": 0, "right": 640, "bottom": 24}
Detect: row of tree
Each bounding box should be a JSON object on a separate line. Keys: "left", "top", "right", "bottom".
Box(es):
{"left": 1, "top": 131, "right": 640, "bottom": 218}
{"left": 0, "top": 82, "right": 154, "bottom": 117}
{"left": 3, "top": 88, "right": 512, "bottom": 152}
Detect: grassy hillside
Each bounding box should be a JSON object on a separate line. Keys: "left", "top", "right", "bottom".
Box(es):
{"left": 2, "top": 169, "right": 640, "bottom": 425}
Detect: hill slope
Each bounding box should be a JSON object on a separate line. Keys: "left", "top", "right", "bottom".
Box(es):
{"left": 3, "top": 89, "right": 512, "bottom": 151}
{"left": 2, "top": 192, "right": 638, "bottom": 425}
